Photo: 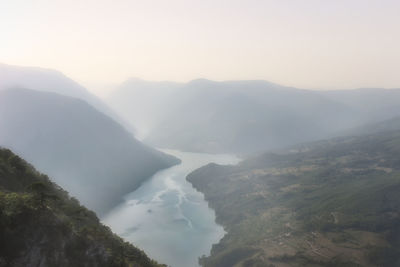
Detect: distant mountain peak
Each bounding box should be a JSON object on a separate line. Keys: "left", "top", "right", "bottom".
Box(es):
{"left": 0, "top": 62, "right": 132, "bottom": 133}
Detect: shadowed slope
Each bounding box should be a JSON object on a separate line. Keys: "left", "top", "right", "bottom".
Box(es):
{"left": 0, "top": 88, "right": 179, "bottom": 214}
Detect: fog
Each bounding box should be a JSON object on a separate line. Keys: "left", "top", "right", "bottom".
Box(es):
{"left": 108, "top": 78, "right": 400, "bottom": 154}
{"left": 2, "top": 62, "right": 400, "bottom": 267}
{"left": 0, "top": 84, "right": 179, "bottom": 215}
{"left": 107, "top": 78, "right": 183, "bottom": 139}
{"left": 1, "top": 1, "right": 400, "bottom": 266}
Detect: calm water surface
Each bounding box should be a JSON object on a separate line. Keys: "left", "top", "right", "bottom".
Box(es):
{"left": 102, "top": 150, "right": 240, "bottom": 267}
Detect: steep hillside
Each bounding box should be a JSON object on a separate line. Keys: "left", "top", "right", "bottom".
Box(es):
{"left": 109, "top": 79, "right": 400, "bottom": 154}
{"left": 0, "top": 148, "right": 164, "bottom": 267}
{"left": 0, "top": 88, "right": 179, "bottom": 215}
{"left": 187, "top": 130, "right": 400, "bottom": 266}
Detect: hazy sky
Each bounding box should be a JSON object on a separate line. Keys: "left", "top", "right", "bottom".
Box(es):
{"left": 1, "top": 0, "right": 399, "bottom": 93}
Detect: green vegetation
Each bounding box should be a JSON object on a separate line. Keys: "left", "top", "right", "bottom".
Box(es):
{"left": 187, "top": 130, "right": 400, "bottom": 266}
{"left": 0, "top": 148, "right": 165, "bottom": 267}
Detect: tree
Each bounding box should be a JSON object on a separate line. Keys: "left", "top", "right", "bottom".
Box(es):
{"left": 27, "top": 182, "right": 57, "bottom": 209}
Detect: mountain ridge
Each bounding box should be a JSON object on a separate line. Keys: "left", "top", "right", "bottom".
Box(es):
{"left": 0, "top": 63, "right": 133, "bottom": 133}
{"left": 108, "top": 78, "right": 400, "bottom": 154}
{"left": 0, "top": 88, "right": 179, "bottom": 215}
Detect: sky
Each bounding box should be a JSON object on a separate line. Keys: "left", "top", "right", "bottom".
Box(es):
{"left": 1, "top": 0, "right": 399, "bottom": 94}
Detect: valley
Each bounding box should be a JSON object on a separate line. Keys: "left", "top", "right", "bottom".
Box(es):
{"left": 2, "top": 2, "right": 400, "bottom": 266}
{"left": 2, "top": 66, "right": 400, "bottom": 267}
{"left": 102, "top": 150, "right": 240, "bottom": 267}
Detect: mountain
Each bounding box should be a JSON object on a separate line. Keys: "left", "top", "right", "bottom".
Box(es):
{"left": 109, "top": 79, "right": 400, "bottom": 154}
{"left": 342, "top": 116, "right": 400, "bottom": 138}
{"left": 187, "top": 130, "right": 400, "bottom": 266}
{"left": 0, "top": 88, "right": 179, "bottom": 215}
{"left": 0, "top": 148, "right": 165, "bottom": 267}
{"left": 0, "top": 63, "right": 130, "bottom": 131}
{"left": 107, "top": 78, "right": 183, "bottom": 138}
{"left": 319, "top": 88, "right": 400, "bottom": 122}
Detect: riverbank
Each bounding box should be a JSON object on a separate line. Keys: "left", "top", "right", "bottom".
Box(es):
{"left": 186, "top": 132, "right": 400, "bottom": 266}
{"left": 102, "top": 150, "right": 240, "bottom": 267}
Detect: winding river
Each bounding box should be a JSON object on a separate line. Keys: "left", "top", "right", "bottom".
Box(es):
{"left": 102, "top": 150, "right": 240, "bottom": 267}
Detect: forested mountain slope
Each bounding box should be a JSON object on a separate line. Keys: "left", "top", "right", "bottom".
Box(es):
{"left": 0, "top": 148, "right": 165, "bottom": 267}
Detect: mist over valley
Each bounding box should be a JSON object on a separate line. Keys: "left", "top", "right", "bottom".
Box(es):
{"left": 1, "top": 1, "right": 400, "bottom": 266}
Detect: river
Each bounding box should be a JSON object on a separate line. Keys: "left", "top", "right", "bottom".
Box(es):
{"left": 102, "top": 150, "right": 240, "bottom": 267}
